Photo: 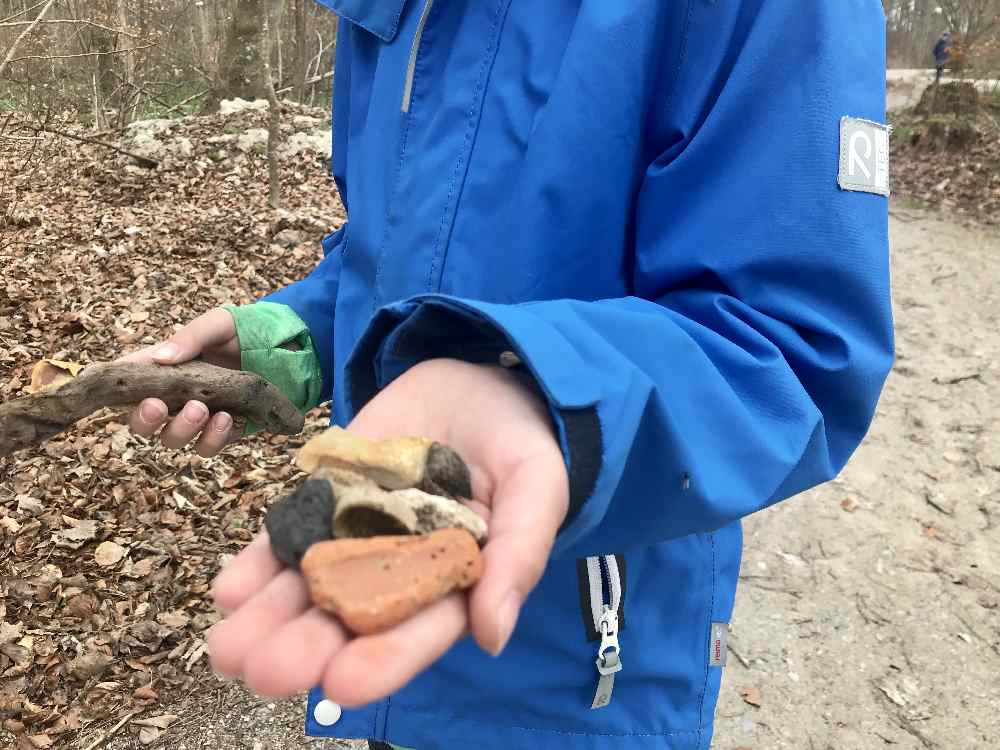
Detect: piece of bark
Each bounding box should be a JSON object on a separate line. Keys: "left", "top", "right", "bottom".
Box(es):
{"left": 295, "top": 426, "right": 472, "bottom": 499}
{"left": 300, "top": 528, "right": 482, "bottom": 635}
{"left": 331, "top": 482, "right": 487, "bottom": 544}
{"left": 0, "top": 361, "right": 303, "bottom": 456}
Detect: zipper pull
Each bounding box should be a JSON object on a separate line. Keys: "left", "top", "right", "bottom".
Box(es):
{"left": 591, "top": 605, "right": 621, "bottom": 709}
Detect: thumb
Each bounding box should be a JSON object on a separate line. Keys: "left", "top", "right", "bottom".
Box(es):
{"left": 122, "top": 308, "right": 236, "bottom": 365}
{"left": 468, "top": 453, "right": 568, "bottom": 657}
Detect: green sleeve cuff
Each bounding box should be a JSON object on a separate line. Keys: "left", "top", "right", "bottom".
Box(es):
{"left": 222, "top": 302, "right": 324, "bottom": 435}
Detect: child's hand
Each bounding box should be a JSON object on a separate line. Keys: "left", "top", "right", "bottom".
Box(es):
{"left": 207, "top": 358, "right": 569, "bottom": 706}
{"left": 119, "top": 308, "right": 241, "bottom": 456}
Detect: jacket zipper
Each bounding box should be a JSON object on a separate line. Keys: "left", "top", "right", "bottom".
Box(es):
{"left": 401, "top": 0, "right": 435, "bottom": 112}
{"left": 586, "top": 554, "right": 622, "bottom": 709}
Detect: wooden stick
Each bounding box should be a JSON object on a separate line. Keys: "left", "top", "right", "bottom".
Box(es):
{"left": 29, "top": 124, "right": 160, "bottom": 167}
{"left": 0, "top": 361, "right": 304, "bottom": 456}
{"left": 81, "top": 710, "right": 139, "bottom": 750}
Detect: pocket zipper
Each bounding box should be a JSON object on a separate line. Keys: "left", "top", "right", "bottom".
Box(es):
{"left": 401, "top": 0, "right": 435, "bottom": 113}
{"left": 587, "top": 555, "right": 622, "bottom": 709}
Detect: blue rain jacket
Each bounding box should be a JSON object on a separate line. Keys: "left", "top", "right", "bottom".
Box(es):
{"left": 261, "top": 1, "right": 893, "bottom": 748}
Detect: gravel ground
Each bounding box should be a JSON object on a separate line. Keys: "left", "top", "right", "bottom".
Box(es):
{"left": 83, "top": 205, "right": 999, "bottom": 750}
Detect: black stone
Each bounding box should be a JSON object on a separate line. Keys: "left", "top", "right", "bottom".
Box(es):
{"left": 420, "top": 442, "right": 473, "bottom": 500}
{"left": 264, "top": 479, "right": 336, "bottom": 569}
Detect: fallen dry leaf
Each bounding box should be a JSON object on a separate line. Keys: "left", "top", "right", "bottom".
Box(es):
{"left": 138, "top": 726, "right": 162, "bottom": 745}
{"left": 51, "top": 519, "right": 98, "bottom": 549}
{"left": 67, "top": 651, "right": 112, "bottom": 681}
{"left": 740, "top": 686, "right": 762, "bottom": 707}
{"left": 133, "top": 713, "right": 178, "bottom": 730}
{"left": 133, "top": 685, "right": 159, "bottom": 701}
{"left": 24, "top": 359, "right": 85, "bottom": 394}
{"left": 94, "top": 540, "right": 127, "bottom": 567}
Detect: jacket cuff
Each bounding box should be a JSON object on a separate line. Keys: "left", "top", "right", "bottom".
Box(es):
{"left": 343, "top": 295, "right": 603, "bottom": 545}
{"left": 222, "top": 302, "right": 323, "bottom": 434}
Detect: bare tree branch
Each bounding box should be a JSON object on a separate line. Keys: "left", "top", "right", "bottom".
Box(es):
{"left": 0, "top": 0, "right": 57, "bottom": 78}
{"left": 0, "top": 0, "right": 49, "bottom": 25}
{"left": 275, "top": 69, "right": 332, "bottom": 95}
{"left": 6, "top": 42, "right": 158, "bottom": 64}
{"left": 0, "top": 19, "right": 141, "bottom": 38}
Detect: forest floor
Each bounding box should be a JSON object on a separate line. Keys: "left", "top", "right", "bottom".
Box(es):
{"left": 1, "top": 102, "right": 998, "bottom": 750}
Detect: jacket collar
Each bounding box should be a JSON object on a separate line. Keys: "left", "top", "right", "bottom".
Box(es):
{"left": 315, "top": 0, "right": 411, "bottom": 43}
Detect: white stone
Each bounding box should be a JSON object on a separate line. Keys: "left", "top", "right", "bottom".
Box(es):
{"left": 219, "top": 98, "right": 269, "bottom": 115}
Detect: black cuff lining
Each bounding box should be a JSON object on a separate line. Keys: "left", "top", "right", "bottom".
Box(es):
{"left": 576, "top": 558, "right": 600, "bottom": 641}
{"left": 558, "top": 407, "right": 602, "bottom": 533}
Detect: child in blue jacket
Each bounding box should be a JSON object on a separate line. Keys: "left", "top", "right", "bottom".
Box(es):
{"left": 125, "top": 2, "right": 893, "bottom": 748}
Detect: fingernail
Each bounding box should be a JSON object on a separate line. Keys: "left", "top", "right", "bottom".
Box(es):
{"left": 152, "top": 342, "right": 180, "bottom": 362}
{"left": 183, "top": 402, "right": 207, "bottom": 424}
{"left": 140, "top": 401, "right": 164, "bottom": 423}
{"left": 492, "top": 591, "right": 522, "bottom": 657}
{"left": 214, "top": 412, "right": 232, "bottom": 432}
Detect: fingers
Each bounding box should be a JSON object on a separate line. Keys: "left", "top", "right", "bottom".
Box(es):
{"left": 193, "top": 411, "right": 234, "bottom": 456}
{"left": 321, "top": 593, "right": 468, "bottom": 708}
{"left": 208, "top": 568, "right": 312, "bottom": 678}
{"left": 242, "top": 608, "right": 347, "bottom": 698}
{"left": 128, "top": 398, "right": 168, "bottom": 437}
{"left": 212, "top": 531, "right": 285, "bottom": 614}
{"left": 469, "top": 453, "right": 568, "bottom": 657}
{"left": 158, "top": 400, "right": 209, "bottom": 449}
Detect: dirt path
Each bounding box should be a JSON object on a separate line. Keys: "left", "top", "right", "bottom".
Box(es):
{"left": 92, "top": 207, "right": 999, "bottom": 750}
{"left": 714, "top": 207, "right": 1000, "bottom": 749}
{"left": 887, "top": 68, "right": 1000, "bottom": 111}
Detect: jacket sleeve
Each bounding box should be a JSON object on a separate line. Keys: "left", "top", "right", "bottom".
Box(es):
{"left": 251, "top": 225, "right": 346, "bottom": 406}
{"left": 341, "top": 0, "right": 894, "bottom": 557}
{"left": 222, "top": 301, "right": 324, "bottom": 434}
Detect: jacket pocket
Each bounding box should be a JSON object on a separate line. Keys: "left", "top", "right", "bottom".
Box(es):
{"left": 576, "top": 554, "right": 626, "bottom": 710}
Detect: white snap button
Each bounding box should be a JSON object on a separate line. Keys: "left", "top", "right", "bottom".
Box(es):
{"left": 313, "top": 699, "right": 342, "bottom": 726}
{"left": 499, "top": 350, "right": 521, "bottom": 368}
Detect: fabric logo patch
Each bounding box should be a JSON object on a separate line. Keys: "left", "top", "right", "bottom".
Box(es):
{"left": 709, "top": 622, "right": 728, "bottom": 667}
{"left": 838, "top": 117, "right": 890, "bottom": 196}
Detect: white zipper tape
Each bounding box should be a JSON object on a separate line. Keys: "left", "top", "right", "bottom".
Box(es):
{"left": 586, "top": 555, "right": 623, "bottom": 709}
{"left": 401, "top": 0, "right": 435, "bottom": 112}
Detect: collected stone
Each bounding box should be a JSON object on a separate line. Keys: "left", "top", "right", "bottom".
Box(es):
{"left": 296, "top": 427, "right": 472, "bottom": 500}
{"left": 332, "top": 482, "right": 487, "bottom": 544}
{"left": 300, "top": 528, "right": 483, "bottom": 635}
{"left": 263, "top": 477, "right": 336, "bottom": 569}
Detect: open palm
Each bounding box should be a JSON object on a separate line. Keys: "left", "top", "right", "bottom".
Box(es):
{"left": 207, "top": 358, "right": 569, "bottom": 706}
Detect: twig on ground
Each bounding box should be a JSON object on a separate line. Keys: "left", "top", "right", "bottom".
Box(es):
{"left": 81, "top": 710, "right": 139, "bottom": 750}
{"left": 923, "top": 492, "right": 954, "bottom": 516}
{"left": 727, "top": 642, "right": 752, "bottom": 669}
{"left": 27, "top": 124, "right": 160, "bottom": 167}
{"left": 932, "top": 373, "right": 983, "bottom": 385}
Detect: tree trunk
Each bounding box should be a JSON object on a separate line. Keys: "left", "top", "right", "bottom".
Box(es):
{"left": 263, "top": 0, "right": 284, "bottom": 209}
{"left": 293, "top": 0, "right": 307, "bottom": 102}
{"left": 210, "top": 0, "right": 265, "bottom": 109}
